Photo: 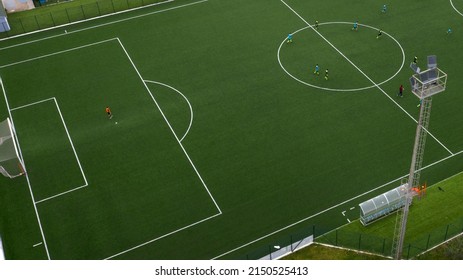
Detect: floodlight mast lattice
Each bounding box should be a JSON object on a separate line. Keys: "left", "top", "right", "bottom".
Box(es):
{"left": 391, "top": 63, "right": 447, "bottom": 260}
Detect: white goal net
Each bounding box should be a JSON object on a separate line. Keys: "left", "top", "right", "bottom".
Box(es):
{"left": 0, "top": 118, "right": 24, "bottom": 178}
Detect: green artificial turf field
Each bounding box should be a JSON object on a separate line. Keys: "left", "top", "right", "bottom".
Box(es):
{"left": 0, "top": 0, "right": 462, "bottom": 259}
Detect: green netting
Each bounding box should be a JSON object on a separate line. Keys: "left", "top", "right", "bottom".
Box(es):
{"left": 0, "top": 0, "right": 165, "bottom": 38}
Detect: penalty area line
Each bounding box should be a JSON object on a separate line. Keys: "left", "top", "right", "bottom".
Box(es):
{"left": 10, "top": 97, "right": 89, "bottom": 204}
{"left": 144, "top": 80, "right": 193, "bottom": 143}
{"left": 116, "top": 37, "right": 221, "bottom": 214}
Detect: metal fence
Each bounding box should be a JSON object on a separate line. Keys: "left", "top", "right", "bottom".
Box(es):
{"left": 244, "top": 217, "right": 463, "bottom": 259}
{"left": 316, "top": 217, "right": 463, "bottom": 259}
{"left": 1, "top": 0, "right": 166, "bottom": 38}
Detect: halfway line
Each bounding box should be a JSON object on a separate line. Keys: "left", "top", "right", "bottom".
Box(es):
{"left": 279, "top": 0, "right": 453, "bottom": 155}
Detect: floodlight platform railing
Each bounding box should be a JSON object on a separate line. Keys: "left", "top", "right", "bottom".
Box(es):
{"left": 409, "top": 67, "right": 447, "bottom": 99}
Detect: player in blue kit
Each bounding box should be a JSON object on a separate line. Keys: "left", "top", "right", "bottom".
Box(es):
{"left": 313, "top": 64, "right": 320, "bottom": 75}
{"left": 287, "top": 33, "right": 293, "bottom": 44}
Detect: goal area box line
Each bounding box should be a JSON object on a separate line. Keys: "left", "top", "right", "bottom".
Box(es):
{"left": 10, "top": 97, "right": 88, "bottom": 204}
{"left": 0, "top": 38, "right": 221, "bottom": 259}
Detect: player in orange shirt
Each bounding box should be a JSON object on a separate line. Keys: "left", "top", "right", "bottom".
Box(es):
{"left": 105, "top": 106, "right": 113, "bottom": 119}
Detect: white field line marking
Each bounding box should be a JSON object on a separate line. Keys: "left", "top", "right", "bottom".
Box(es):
{"left": 0, "top": 76, "right": 51, "bottom": 260}
{"left": 211, "top": 149, "right": 463, "bottom": 259}
{"left": 278, "top": 23, "right": 405, "bottom": 92}
{"left": 425, "top": 128, "right": 453, "bottom": 155}
{"left": 0, "top": 38, "right": 118, "bottom": 69}
{"left": 110, "top": 38, "right": 222, "bottom": 259}
{"left": 341, "top": 211, "right": 346, "bottom": 216}
{"left": 105, "top": 212, "right": 222, "bottom": 260}
{"left": 0, "top": 0, "right": 208, "bottom": 50}
{"left": 350, "top": 207, "right": 355, "bottom": 210}
{"left": 430, "top": 170, "right": 463, "bottom": 186}
{"left": 279, "top": 0, "right": 454, "bottom": 155}
{"left": 51, "top": 97, "right": 88, "bottom": 187}
{"left": 144, "top": 80, "right": 193, "bottom": 142}
{"left": 450, "top": 0, "right": 463, "bottom": 17}
{"left": 10, "top": 97, "right": 55, "bottom": 111}
{"left": 347, "top": 219, "right": 351, "bottom": 223}
{"left": 12, "top": 97, "right": 88, "bottom": 204}
{"left": 35, "top": 184, "right": 88, "bottom": 205}
{"left": 0, "top": 0, "right": 174, "bottom": 44}
{"left": 117, "top": 38, "right": 221, "bottom": 214}
{"left": 33, "top": 242, "right": 43, "bottom": 247}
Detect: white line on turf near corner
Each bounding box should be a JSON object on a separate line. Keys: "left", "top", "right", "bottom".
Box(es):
{"left": 211, "top": 149, "right": 463, "bottom": 259}
{"left": 0, "top": 0, "right": 209, "bottom": 50}
{"left": 0, "top": 77, "right": 51, "bottom": 260}
{"left": 0, "top": 0, "right": 174, "bottom": 45}
{"left": 279, "top": 0, "right": 454, "bottom": 155}
{"left": 144, "top": 80, "right": 193, "bottom": 143}
{"left": 0, "top": 38, "right": 118, "bottom": 69}
{"left": 105, "top": 212, "right": 222, "bottom": 260}
{"left": 33, "top": 242, "right": 43, "bottom": 247}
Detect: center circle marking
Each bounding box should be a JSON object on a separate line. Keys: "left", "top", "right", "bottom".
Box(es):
{"left": 277, "top": 22, "right": 405, "bottom": 92}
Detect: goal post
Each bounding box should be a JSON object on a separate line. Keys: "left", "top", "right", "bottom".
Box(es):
{"left": 0, "top": 117, "right": 25, "bottom": 178}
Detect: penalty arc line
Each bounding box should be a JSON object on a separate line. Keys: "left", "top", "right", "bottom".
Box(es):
{"left": 109, "top": 38, "right": 222, "bottom": 259}
{"left": 144, "top": 80, "right": 193, "bottom": 143}
{"left": 116, "top": 38, "right": 221, "bottom": 214}
{"left": 279, "top": 0, "right": 454, "bottom": 155}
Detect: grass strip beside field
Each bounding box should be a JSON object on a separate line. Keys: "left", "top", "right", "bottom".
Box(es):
{"left": 286, "top": 172, "right": 463, "bottom": 259}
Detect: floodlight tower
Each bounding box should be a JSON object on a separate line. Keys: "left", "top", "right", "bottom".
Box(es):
{"left": 391, "top": 56, "right": 447, "bottom": 259}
